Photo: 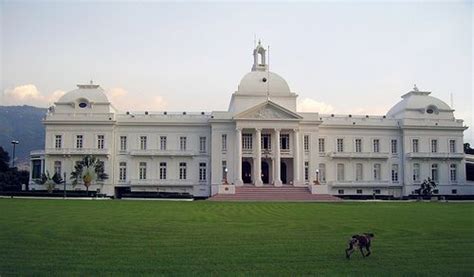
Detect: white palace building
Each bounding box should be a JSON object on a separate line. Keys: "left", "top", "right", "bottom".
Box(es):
{"left": 30, "top": 43, "right": 473, "bottom": 198}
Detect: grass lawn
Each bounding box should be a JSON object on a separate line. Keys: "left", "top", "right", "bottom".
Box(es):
{"left": 0, "top": 199, "right": 473, "bottom": 276}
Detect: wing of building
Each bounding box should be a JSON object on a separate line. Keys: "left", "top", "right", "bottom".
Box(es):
{"left": 29, "top": 42, "right": 473, "bottom": 198}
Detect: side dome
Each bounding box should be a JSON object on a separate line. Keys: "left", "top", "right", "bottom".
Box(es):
{"left": 387, "top": 86, "right": 454, "bottom": 119}
{"left": 57, "top": 83, "right": 109, "bottom": 104}
{"left": 237, "top": 71, "right": 291, "bottom": 95}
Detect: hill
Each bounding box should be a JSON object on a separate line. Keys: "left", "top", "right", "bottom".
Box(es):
{"left": 0, "top": 105, "right": 46, "bottom": 166}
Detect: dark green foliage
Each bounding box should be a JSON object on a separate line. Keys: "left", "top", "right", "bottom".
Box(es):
{"left": 0, "top": 147, "right": 28, "bottom": 191}
{"left": 70, "top": 155, "right": 109, "bottom": 192}
{"left": 464, "top": 143, "right": 474, "bottom": 154}
{"left": 416, "top": 178, "right": 437, "bottom": 196}
{"left": 0, "top": 146, "right": 10, "bottom": 172}
{"left": 0, "top": 200, "right": 472, "bottom": 275}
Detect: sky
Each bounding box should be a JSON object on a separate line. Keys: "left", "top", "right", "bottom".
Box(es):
{"left": 0, "top": 1, "right": 472, "bottom": 143}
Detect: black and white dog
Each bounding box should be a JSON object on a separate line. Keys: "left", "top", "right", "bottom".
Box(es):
{"left": 345, "top": 233, "right": 374, "bottom": 259}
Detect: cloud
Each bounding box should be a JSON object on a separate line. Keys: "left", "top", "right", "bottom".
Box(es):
{"left": 2, "top": 84, "right": 65, "bottom": 107}
{"left": 297, "top": 98, "right": 335, "bottom": 113}
{"left": 105, "top": 87, "right": 168, "bottom": 111}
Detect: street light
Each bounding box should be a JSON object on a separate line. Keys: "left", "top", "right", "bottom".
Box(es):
{"left": 224, "top": 167, "right": 228, "bottom": 184}
{"left": 11, "top": 140, "right": 19, "bottom": 168}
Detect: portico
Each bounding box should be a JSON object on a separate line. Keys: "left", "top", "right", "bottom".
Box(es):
{"left": 235, "top": 125, "right": 302, "bottom": 187}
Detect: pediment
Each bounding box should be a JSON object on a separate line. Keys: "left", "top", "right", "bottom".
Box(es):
{"left": 234, "top": 101, "right": 302, "bottom": 120}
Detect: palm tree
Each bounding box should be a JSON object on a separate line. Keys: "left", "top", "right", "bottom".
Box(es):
{"left": 70, "top": 155, "right": 108, "bottom": 193}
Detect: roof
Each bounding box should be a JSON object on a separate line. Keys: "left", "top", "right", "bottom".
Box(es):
{"left": 236, "top": 71, "right": 291, "bottom": 96}
{"left": 56, "top": 84, "right": 110, "bottom": 104}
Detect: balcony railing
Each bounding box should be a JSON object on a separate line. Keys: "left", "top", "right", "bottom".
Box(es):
{"left": 329, "top": 180, "right": 394, "bottom": 187}
{"left": 129, "top": 179, "right": 195, "bottom": 186}
{"left": 327, "top": 152, "right": 390, "bottom": 159}
{"left": 406, "top": 152, "right": 464, "bottom": 159}
{"left": 129, "top": 149, "right": 197, "bottom": 156}
{"left": 45, "top": 148, "right": 109, "bottom": 155}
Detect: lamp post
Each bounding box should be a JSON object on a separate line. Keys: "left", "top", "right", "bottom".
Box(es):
{"left": 63, "top": 172, "right": 67, "bottom": 198}
{"left": 224, "top": 167, "right": 228, "bottom": 184}
{"left": 314, "top": 169, "right": 320, "bottom": 185}
{"left": 11, "top": 140, "right": 19, "bottom": 168}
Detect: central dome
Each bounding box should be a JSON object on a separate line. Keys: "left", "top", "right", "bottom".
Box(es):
{"left": 237, "top": 71, "right": 291, "bottom": 95}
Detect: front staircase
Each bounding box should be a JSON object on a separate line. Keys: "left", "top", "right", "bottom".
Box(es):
{"left": 208, "top": 186, "right": 341, "bottom": 201}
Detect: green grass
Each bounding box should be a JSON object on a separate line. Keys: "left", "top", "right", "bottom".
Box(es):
{"left": 0, "top": 199, "right": 473, "bottom": 276}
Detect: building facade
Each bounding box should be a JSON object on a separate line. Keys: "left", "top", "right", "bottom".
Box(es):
{"left": 30, "top": 43, "right": 473, "bottom": 197}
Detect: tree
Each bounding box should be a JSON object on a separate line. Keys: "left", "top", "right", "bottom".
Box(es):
{"left": 0, "top": 146, "right": 10, "bottom": 172}
{"left": 416, "top": 178, "right": 437, "bottom": 197}
{"left": 70, "top": 155, "right": 108, "bottom": 193}
{"left": 36, "top": 171, "right": 63, "bottom": 193}
{"left": 464, "top": 143, "right": 474, "bottom": 154}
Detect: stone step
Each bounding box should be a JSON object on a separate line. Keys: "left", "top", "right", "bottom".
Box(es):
{"left": 209, "top": 185, "right": 341, "bottom": 201}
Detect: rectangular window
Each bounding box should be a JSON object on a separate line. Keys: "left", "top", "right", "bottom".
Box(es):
{"left": 140, "top": 136, "right": 147, "bottom": 150}
{"left": 318, "top": 138, "right": 325, "bottom": 153}
{"left": 180, "top": 137, "right": 187, "bottom": 151}
{"left": 304, "top": 135, "right": 310, "bottom": 152}
{"left": 119, "top": 162, "right": 127, "bottom": 181}
{"left": 318, "top": 163, "right": 326, "bottom": 182}
{"left": 199, "top": 162, "right": 207, "bottom": 182}
{"left": 222, "top": 161, "right": 227, "bottom": 181}
{"left": 120, "top": 136, "right": 127, "bottom": 151}
{"left": 280, "top": 134, "right": 290, "bottom": 150}
{"left": 391, "top": 139, "right": 397, "bottom": 154}
{"left": 413, "top": 139, "right": 419, "bottom": 153}
{"left": 199, "top": 137, "right": 206, "bottom": 153}
{"left": 179, "top": 162, "right": 187, "bottom": 180}
{"left": 304, "top": 161, "right": 309, "bottom": 181}
{"left": 160, "top": 136, "right": 167, "bottom": 151}
{"left": 337, "top": 138, "right": 344, "bottom": 152}
{"left": 97, "top": 135, "right": 105, "bottom": 149}
{"left": 391, "top": 164, "right": 399, "bottom": 183}
{"left": 32, "top": 160, "right": 42, "bottom": 179}
{"left": 356, "top": 163, "right": 363, "bottom": 181}
{"left": 337, "top": 163, "right": 345, "bottom": 181}
{"left": 357, "top": 189, "right": 363, "bottom": 194}
{"left": 373, "top": 139, "right": 380, "bottom": 153}
{"left": 449, "top": 140, "right": 456, "bottom": 153}
{"left": 54, "top": 161, "right": 61, "bottom": 176}
{"left": 452, "top": 189, "right": 457, "bottom": 194}
{"left": 431, "top": 139, "right": 438, "bottom": 153}
{"left": 374, "top": 189, "right": 381, "bottom": 194}
{"left": 338, "top": 189, "right": 344, "bottom": 195}
{"left": 242, "top": 134, "right": 253, "bottom": 150}
{"left": 159, "top": 162, "right": 167, "bottom": 180}
{"left": 413, "top": 163, "right": 420, "bottom": 182}
{"left": 55, "top": 135, "right": 62, "bottom": 149}
{"left": 431, "top": 164, "right": 438, "bottom": 182}
{"left": 450, "top": 164, "right": 457, "bottom": 182}
{"left": 221, "top": 134, "right": 227, "bottom": 152}
{"left": 139, "top": 162, "right": 147, "bottom": 180}
{"left": 261, "top": 134, "right": 272, "bottom": 150}
{"left": 76, "top": 135, "right": 83, "bottom": 149}
{"left": 373, "top": 163, "right": 381, "bottom": 181}
{"left": 355, "top": 139, "right": 362, "bottom": 153}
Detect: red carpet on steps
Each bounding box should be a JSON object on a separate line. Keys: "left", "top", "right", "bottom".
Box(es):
{"left": 208, "top": 186, "right": 341, "bottom": 201}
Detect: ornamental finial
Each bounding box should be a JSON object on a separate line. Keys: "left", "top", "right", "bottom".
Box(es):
{"left": 413, "top": 84, "right": 419, "bottom": 92}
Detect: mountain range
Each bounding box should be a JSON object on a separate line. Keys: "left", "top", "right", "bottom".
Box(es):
{"left": 0, "top": 105, "right": 46, "bottom": 167}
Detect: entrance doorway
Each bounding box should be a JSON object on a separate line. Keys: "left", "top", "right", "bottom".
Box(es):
{"left": 242, "top": 161, "right": 252, "bottom": 184}
{"left": 261, "top": 161, "right": 270, "bottom": 184}
{"left": 281, "top": 162, "right": 287, "bottom": 184}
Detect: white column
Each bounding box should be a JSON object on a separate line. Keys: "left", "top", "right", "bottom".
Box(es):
{"left": 254, "top": 128, "right": 263, "bottom": 186}
{"left": 274, "top": 128, "right": 282, "bottom": 186}
{"left": 236, "top": 128, "right": 243, "bottom": 185}
{"left": 293, "top": 128, "right": 301, "bottom": 185}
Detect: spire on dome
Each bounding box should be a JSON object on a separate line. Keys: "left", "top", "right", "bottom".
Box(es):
{"left": 252, "top": 40, "right": 268, "bottom": 72}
